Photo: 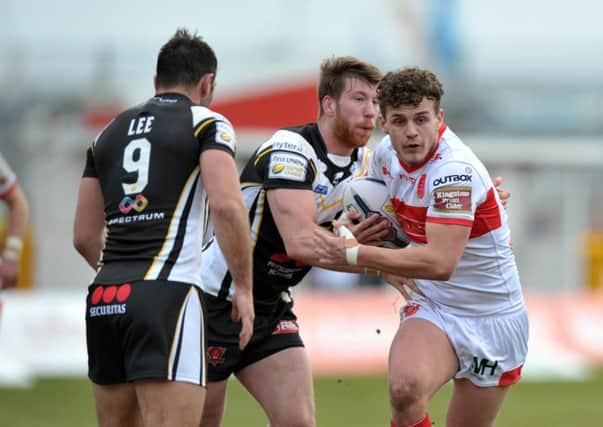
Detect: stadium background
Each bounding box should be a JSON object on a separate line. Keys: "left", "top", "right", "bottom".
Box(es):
{"left": 1, "top": 0, "right": 602, "bottom": 425}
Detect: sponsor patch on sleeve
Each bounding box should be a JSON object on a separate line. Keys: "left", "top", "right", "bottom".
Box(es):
{"left": 215, "top": 121, "right": 236, "bottom": 152}
{"left": 433, "top": 186, "right": 472, "bottom": 213}
{"left": 268, "top": 151, "right": 308, "bottom": 182}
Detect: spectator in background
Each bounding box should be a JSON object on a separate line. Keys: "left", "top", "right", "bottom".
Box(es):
{"left": 73, "top": 29, "right": 253, "bottom": 427}
{"left": 0, "top": 151, "right": 29, "bottom": 290}
{"left": 316, "top": 67, "right": 527, "bottom": 427}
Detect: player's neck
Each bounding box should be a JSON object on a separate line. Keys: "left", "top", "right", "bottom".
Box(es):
{"left": 155, "top": 86, "right": 201, "bottom": 105}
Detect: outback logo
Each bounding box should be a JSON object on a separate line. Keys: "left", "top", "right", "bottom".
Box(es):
{"left": 119, "top": 194, "right": 148, "bottom": 214}
{"left": 271, "top": 163, "right": 285, "bottom": 174}
{"left": 89, "top": 283, "right": 131, "bottom": 317}
{"left": 433, "top": 174, "right": 472, "bottom": 187}
{"left": 207, "top": 346, "right": 227, "bottom": 366}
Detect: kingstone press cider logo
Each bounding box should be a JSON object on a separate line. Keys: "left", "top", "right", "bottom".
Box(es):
{"left": 89, "top": 283, "right": 131, "bottom": 317}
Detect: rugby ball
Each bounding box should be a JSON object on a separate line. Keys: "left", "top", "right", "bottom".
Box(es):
{"left": 342, "top": 177, "right": 409, "bottom": 248}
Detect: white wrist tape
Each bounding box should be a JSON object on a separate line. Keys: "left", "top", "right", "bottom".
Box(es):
{"left": 338, "top": 211, "right": 352, "bottom": 226}
{"left": 3, "top": 236, "right": 23, "bottom": 262}
{"left": 334, "top": 224, "right": 359, "bottom": 265}
{"left": 5, "top": 236, "right": 23, "bottom": 252}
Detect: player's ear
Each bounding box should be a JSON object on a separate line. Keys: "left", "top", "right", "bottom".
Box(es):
{"left": 200, "top": 73, "right": 214, "bottom": 98}
{"left": 153, "top": 75, "right": 159, "bottom": 91}
{"left": 436, "top": 108, "right": 445, "bottom": 124}
{"left": 379, "top": 114, "right": 388, "bottom": 134}
{"left": 322, "top": 95, "right": 336, "bottom": 117}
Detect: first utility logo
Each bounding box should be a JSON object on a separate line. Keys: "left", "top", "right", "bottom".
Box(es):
{"left": 89, "top": 283, "right": 131, "bottom": 317}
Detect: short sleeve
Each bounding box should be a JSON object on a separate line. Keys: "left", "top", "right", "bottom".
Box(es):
{"left": 82, "top": 146, "right": 98, "bottom": 178}
{"left": 197, "top": 119, "right": 236, "bottom": 158}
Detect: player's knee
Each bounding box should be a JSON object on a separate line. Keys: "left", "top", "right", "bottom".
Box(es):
{"left": 270, "top": 403, "right": 315, "bottom": 427}
{"left": 389, "top": 374, "right": 426, "bottom": 413}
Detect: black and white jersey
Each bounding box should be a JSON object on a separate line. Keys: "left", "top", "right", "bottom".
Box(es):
{"left": 82, "top": 93, "right": 236, "bottom": 286}
{"left": 201, "top": 123, "right": 370, "bottom": 305}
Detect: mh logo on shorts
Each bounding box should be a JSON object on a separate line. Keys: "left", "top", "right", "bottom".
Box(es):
{"left": 89, "top": 283, "right": 131, "bottom": 317}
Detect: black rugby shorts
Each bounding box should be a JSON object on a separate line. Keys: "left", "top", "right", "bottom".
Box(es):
{"left": 203, "top": 292, "right": 304, "bottom": 381}
{"left": 86, "top": 280, "right": 207, "bottom": 386}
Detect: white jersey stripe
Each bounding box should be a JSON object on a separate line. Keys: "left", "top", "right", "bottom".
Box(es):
{"left": 167, "top": 287, "right": 189, "bottom": 380}
{"left": 145, "top": 167, "right": 200, "bottom": 280}
{"left": 173, "top": 288, "right": 205, "bottom": 385}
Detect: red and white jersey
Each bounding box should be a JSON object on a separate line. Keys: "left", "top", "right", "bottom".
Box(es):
{"left": 368, "top": 125, "right": 524, "bottom": 316}
{"left": 0, "top": 152, "right": 17, "bottom": 199}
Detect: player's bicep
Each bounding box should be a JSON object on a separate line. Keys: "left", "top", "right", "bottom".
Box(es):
{"left": 199, "top": 149, "right": 240, "bottom": 209}
{"left": 268, "top": 188, "right": 317, "bottom": 244}
{"left": 424, "top": 222, "right": 470, "bottom": 275}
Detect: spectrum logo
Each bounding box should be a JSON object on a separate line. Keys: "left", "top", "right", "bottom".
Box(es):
{"left": 89, "top": 283, "right": 131, "bottom": 317}
{"left": 119, "top": 194, "right": 148, "bottom": 214}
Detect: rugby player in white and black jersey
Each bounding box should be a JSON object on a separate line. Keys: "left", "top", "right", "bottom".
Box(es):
{"left": 199, "top": 57, "right": 392, "bottom": 427}
{"left": 316, "top": 68, "right": 528, "bottom": 427}
{"left": 73, "top": 29, "right": 253, "bottom": 427}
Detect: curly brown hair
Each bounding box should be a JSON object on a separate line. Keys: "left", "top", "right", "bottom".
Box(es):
{"left": 377, "top": 67, "right": 444, "bottom": 118}
{"left": 318, "top": 56, "right": 383, "bottom": 115}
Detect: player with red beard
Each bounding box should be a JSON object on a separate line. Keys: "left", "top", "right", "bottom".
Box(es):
{"left": 199, "top": 57, "right": 389, "bottom": 427}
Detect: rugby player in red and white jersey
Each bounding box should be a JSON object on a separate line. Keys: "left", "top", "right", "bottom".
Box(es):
{"left": 316, "top": 67, "right": 528, "bottom": 427}
{"left": 0, "top": 152, "right": 29, "bottom": 290}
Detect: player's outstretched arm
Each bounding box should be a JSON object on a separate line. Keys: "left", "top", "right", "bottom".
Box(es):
{"left": 1, "top": 182, "right": 29, "bottom": 288}
{"left": 318, "top": 221, "right": 470, "bottom": 280}
{"left": 73, "top": 177, "right": 105, "bottom": 270}
{"left": 201, "top": 149, "right": 254, "bottom": 350}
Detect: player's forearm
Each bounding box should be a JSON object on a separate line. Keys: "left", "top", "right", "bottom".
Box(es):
{"left": 358, "top": 244, "right": 453, "bottom": 281}
{"left": 74, "top": 235, "right": 104, "bottom": 270}
{"left": 212, "top": 199, "right": 253, "bottom": 291}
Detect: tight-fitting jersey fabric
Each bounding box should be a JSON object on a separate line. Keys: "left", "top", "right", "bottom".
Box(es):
{"left": 368, "top": 124, "right": 524, "bottom": 316}
{"left": 82, "top": 93, "right": 236, "bottom": 287}
{"left": 201, "top": 123, "right": 370, "bottom": 306}
{"left": 0, "top": 152, "right": 17, "bottom": 198}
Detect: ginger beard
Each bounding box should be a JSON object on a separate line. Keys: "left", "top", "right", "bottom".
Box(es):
{"left": 333, "top": 105, "right": 374, "bottom": 149}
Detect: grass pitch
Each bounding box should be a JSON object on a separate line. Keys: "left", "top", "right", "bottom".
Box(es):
{"left": 0, "top": 371, "right": 601, "bottom": 426}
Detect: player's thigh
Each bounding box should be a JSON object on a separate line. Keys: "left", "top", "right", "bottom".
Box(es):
{"left": 447, "top": 378, "right": 509, "bottom": 427}
{"left": 237, "top": 347, "right": 314, "bottom": 424}
{"left": 389, "top": 317, "right": 458, "bottom": 397}
{"left": 92, "top": 383, "right": 142, "bottom": 427}
{"left": 200, "top": 379, "right": 229, "bottom": 427}
{"left": 135, "top": 379, "right": 205, "bottom": 427}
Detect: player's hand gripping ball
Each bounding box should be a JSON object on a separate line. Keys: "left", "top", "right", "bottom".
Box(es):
{"left": 342, "top": 177, "right": 409, "bottom": 248}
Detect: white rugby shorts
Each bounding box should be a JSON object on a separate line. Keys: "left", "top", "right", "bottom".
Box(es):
{"left": 401, "top": 296, "right": 529, "bottom": 387}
